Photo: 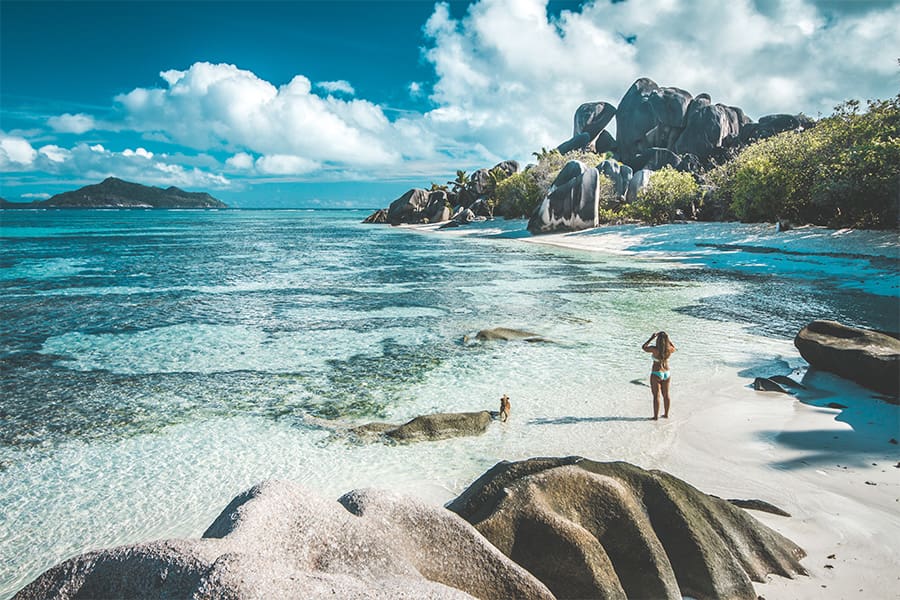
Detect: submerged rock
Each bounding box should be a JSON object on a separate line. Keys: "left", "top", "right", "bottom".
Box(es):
{"left": 351, "top": 411, "right": 494, "bottom": 443}
{"left": 447, "top": 456, "right": 807, "bottom": 600}
{"left": 469, "top": 327, "right": 548, "bottom": 343}
{"left": 16, "top": 480, "right": 551, "bottom": 599}
{"left": 794, "top": 320, "right": 900, "bottom": 400}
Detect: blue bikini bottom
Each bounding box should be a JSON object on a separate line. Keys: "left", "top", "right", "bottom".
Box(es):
{"left": 651, "top": 371, "right": 671, "bottom": 381}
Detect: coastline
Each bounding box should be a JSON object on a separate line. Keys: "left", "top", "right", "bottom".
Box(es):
{"left": 403, "top": 219, "right": 900, "bottom": 598}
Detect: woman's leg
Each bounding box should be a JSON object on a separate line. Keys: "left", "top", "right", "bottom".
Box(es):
{"left": 660, "top": 378, "right": 671, "bottom": 418}
{"left": 650, "top": 375, "right": 660, "bottom": 420}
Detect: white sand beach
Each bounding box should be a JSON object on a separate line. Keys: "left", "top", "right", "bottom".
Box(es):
{"left": 522, "top": 224, "right": 900, "bottom": 599}
{"left": 406, "top": 220, "right": 900, "bottom": 598}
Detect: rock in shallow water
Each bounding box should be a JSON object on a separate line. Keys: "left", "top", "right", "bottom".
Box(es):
{"left": 471, "top": 327, "right": 547, "bottom": 342}
{"left": 351, "top": 411, "right": 494, "bottom": 442}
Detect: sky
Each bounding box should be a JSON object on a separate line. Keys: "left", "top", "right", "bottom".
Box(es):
{"left": 1, "top": 0, "right": 898, "bottom": 208}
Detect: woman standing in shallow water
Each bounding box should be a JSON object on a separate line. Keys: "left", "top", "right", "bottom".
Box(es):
{"left": 642, "top": 331, "right": 676, "bottom": 420}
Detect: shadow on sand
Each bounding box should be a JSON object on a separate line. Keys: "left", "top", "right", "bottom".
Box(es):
{"left": 528, "top": 415, "right": 653, "bottom": 426}
{"left": 762, "top": 426, "right": 898, "bottom": 470}
{"left": 738, "top": 359, "right": 900, "bottom": 469}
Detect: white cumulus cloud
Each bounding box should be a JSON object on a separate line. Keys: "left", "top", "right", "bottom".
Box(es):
{"left": 255, "top": 154, "right": 320, "bottom": 175}
{"left": 47, "top": 113, "right": 97, "bottom": 134}
{"left": 114, "top": 62, "right": 419, "bottom": 170}
{"left": 7, "top": 141, "right": 231, "bottom": 190}
{"left": 316, "top": 80, "right": 356, "bottom": 95}
{"left": 122, "top": 147, "right": 154, "bottom": 159}
{"left": 38, "top": 145, "right": 72, "bottom": 163}
{"left": 225, "top": 152, "right": 255, "bottom": 170}
{"left": 0, "top": 133, "right": 38, "bottom": 169}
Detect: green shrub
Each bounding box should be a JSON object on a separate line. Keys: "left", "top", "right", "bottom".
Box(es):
{"left": 704, "top": 95, "right": 899, "bottom": 228}
{"left": 494, "top": 149, "right": 604, "bottom": 218}
{"left": 596, "top": 174, "right": 619, "bottom": 222}
{"left": 626, "top": 167, "right": 700, "bottom": 225}
{"left": 495, "top": 171, "right": 542, "bottom": 218}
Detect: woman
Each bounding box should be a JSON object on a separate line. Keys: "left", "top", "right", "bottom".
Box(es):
{"left": 642, "top": 331, "right": 676, "bottom": 420}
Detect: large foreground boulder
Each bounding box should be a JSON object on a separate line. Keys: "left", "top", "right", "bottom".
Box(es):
{"left": 16, "top": 481, "right": 552, "bottom": 600}
{"left": 794, "top": 320, "right": 900, "bottom": 399}
{"left": 527, "top": 160, "right": 600, "bottom": 234}
{"left": 447, "top": 457, "right": 807, "bottom": 600}
{"left": 17, "top": 459, "right": 808, "bottom": 600}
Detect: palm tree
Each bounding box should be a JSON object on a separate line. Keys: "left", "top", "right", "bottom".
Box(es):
{"left": 532, "top": 147, "right": 559, "bottom": 163}
{"left": 448, "top": 170, "right": 469, "bottom": 194}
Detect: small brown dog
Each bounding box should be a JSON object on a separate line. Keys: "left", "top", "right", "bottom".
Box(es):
{"left": 499, "top": 394, "right": 511, "bottom": 422}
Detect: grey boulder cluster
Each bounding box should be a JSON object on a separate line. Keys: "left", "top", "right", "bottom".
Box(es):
{"left": 556, "top": 77, "right": 813, "bottom": 172}
{"left": 363, "top": 161, "right": 519, "bottom": 227}
{"left": 16, "top": 458, "right": 807, "bottom": 600}
{"left": 365, "top": 76, "right": 812, "bottom": 235}
{"left": 528, "top": 77, "right": 813, "bottom": 234}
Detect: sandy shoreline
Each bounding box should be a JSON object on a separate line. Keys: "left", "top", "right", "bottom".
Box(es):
{"left": 531, "top": 226, "right": 900, "bottom": 599}
{"left": 662, "top": 368, "right": 899, "bottom": 599}
{"left": 410, "top": 221, "right": 900, "bottom": 599}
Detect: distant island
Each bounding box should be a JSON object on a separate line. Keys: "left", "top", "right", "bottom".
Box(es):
{"left": 0, "top": 177, "right": 227, "bottom": 209}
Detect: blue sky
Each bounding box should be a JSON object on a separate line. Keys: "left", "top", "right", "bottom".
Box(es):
{"left": 1, "top": 0, "right": 898, "bottom": 208}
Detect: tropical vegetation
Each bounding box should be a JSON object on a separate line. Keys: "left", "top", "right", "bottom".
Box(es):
{"left": 704, "top": 95, "right": 899, "bottom": 229}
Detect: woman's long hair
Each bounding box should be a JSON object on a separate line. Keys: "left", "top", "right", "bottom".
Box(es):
{"left": 657, "top": 331, "right": 672, "bottom": 369}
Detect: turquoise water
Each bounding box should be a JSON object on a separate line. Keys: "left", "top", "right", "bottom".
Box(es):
{"left": 0, "top": 209, "right": 897, "bottom": 596}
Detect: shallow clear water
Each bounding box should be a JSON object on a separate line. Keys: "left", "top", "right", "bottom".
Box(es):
{"left": 0, "top": 210, "right": 897, "bottom": 596}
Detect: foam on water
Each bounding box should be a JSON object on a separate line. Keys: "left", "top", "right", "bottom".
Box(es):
{"left": 0, "top": 210, "right": 896, "bottom": 598}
